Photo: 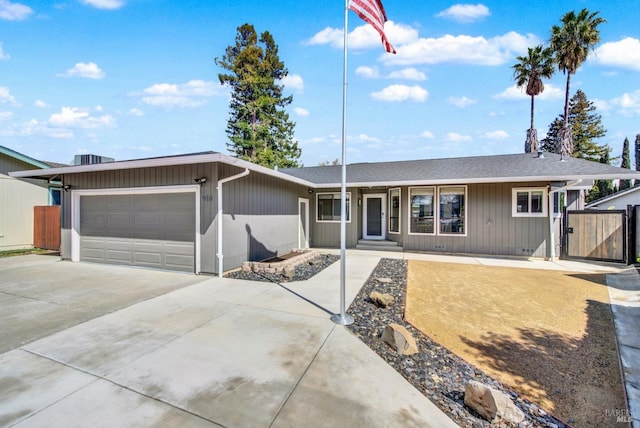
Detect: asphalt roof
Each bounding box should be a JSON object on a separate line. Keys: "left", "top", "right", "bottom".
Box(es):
{"left": 282, "top": 152, "right": 640, "bottom": 186}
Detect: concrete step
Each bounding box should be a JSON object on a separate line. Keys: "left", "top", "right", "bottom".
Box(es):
{"left": 356, "top": 240, "right": 403, "bottom": 252}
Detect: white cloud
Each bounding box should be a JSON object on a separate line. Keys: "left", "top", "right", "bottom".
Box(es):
{"left": 436, "top": 3, "right": 490, "bottom": 23}
{"left": 306, "top": 21, "right": 418, "bottom": 50}
{"left": 447, "top": 96, "right": 477, "bottom": 108}
{"left": 370, "top": 84, "right": 428, "bottom": 102}
{"left": 387, "top": 68, "right": 427, "bottom": 81}
{"left": 128, "top": 108, "right": 144, "bottom": 116}
{"left": 306, "top": 27, "right": 343, "bottom": 48}
{"left": 48, "top": 106, "right": 115, "bottom": 129}
{"left": 137, "top": 80, "right": 220, "bottom": 108}
{"left": 280, "top": 74, "right": 304, "bottom": 93}
{"left": 0, "top": 43, "right": 9, "bottom": 60}
{"left": 0, "top": 0, "right": 32, "bottom": 20}
{"left": 356, "top": 66, "right": 380, "bottom": 79}
{"left": 0, "top": 119, "right": 73, "bottom": 139}
{"left": 384, "top": 31, "right": 539, "bottom": 66}
{"left": 493, "top": 83, "right": 563, "bottom": 100}
{"left": 34, "top": 100, "right": 50, "bottom": 108}
{"left": 445, "top": 132, "right": 472, "bottom": 142}
{"left": 60, "top": 62, "right": 106, "bottom": 79}
{"left": 294, "top": 107, "right": 309, "bottom": 117}
{"left": 0, "top": 111, "right": 13, "bottom": 120}
{"left": 481, "top": 130, "right": 509, "bottom": 139}
{"left": 0, "top": 86, "right": 18, "bottom": 106}
{"left": 610, "top": 90, "right": 640, "bottom": 116}
{"left": 420, "top": 131, "right": 435, "bottom": 139}
{"left": 79, "top": 0, "right": 125, "bottom": 10}
{"left": 353, "top": 134, "right": 381, "bottom": 143}
{"left": 593, "top": 37, "right": 640, "bottom": 71}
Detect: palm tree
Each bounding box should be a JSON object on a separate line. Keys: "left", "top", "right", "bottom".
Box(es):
{"left": 512, "top": 45, "right": 555, "bottom": 153}
{"left": 550, "top": 8, "right": 606, "bottom": 158}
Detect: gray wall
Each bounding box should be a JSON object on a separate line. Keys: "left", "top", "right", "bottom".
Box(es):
{"left": 309, "top": 187, "right": 359, "bottom": 248}
{"left": 311, "top": 182, "right": 551, "bottom": 258}
{"left": 60, "top": 162, "right": 308, "bottom": 274}
{"left": 218, "top": 164, "right": 308, "bottom": 271}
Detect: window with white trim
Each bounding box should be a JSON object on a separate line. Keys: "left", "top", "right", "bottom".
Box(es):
{"left": 512, "top": 188, "right": 547, "bottom": 217}
{"left": 439, "top": 186, "right": 466, "bottom": 235}
{"left": 317, "top": 192, "right": 350, "bottom": 222}
{"left": 389, "top": 188, "right": 400, "bottom": 233}
{"left": 409, "top": 187, "right": 435, "bottom": 234}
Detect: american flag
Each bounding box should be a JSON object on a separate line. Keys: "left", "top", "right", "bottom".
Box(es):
{"left": 348, "top": 0, "right": 396, "bottom": 54}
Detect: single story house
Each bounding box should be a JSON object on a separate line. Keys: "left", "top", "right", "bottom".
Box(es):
{"left": 586, "top": 186, "right": 640, "bottom": 211}
{"left": 0, "top": 145, "right": 60, "bottom": 251}
{"left": 11, "top": 150, "right": 640, "bottom": 274}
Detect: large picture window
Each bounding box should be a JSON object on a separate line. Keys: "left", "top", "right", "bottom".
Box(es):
{"left": 410, "top": 187, "right": 435, "bottom": 234}
{"left": 512, "top": 188, "right": 547, "bottom": 217}
{"left": 389, "top": 188, "right": 400, "bottom": 233}
{"left": 439, "top": 186, "right": 465, "bottom": 235}
{"left": 317, "top": 192, "right": 350, "bottom": 222}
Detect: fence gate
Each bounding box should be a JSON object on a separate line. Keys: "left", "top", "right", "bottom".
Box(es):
{"left": 564, "top": 209, "right": 628, "bottom": 264}
{"left": 34, "top": 205, "right": 60, "bottom": 250}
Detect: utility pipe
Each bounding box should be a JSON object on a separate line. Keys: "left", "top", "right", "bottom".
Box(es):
{"left": 548, "top": 179, "right": 582, "bottom": 262}
{"left": 217, "top": 168, "right": 250, "bottom": 276}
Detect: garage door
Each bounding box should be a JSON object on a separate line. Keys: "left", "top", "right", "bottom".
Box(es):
{"left": 80, "top": 193, "right": 195, "bottom": 272}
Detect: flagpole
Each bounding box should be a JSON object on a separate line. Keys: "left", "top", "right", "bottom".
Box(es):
{"left": 331, "top": 0, "right": 354, "bottom": 326}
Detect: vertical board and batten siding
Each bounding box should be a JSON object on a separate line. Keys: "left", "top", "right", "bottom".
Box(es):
{"left": 0, "top": 154, "right": 50, "bottom": 250}
{"left": 310, "top": 182, "right": 551, "bottom": 257}
{"left": 61, "top": 162, "right": 307, "bottom": 274}
{"left": 309, "top": 187, "right": 359, "bottom": 248}
{"left": 60, "top": 163, "right": 220, "bottom": 273}
{"left": 403, "top": 182, "right": 549, "bottom": 257}
{"left": 218, "top": 163, "right": 307, "bottom": 270}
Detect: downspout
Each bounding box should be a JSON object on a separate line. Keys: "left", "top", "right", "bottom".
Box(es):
{"left": 216, "top": 169, "right": 250, "bottom": 277}
{"left": 548, "top": 179, "right": 582, "bottom": 262}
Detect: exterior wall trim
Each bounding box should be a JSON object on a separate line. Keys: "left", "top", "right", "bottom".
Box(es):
{"left": 70, "top": 184, "right": 201, "bottom": 273}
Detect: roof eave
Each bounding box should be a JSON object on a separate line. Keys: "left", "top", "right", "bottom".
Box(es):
{"left": 310, "top": 173, "right": 640, "bottom": 188}
{"left": 9, "top": 152, "right": 316, "bottom": 188}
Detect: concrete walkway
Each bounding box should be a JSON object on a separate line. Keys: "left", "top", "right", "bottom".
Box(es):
{"left": 606, "top": 267, "right": 640, "bottom": 428}
{"left": 0, "top": 251, "right": 456, "bottom": 428}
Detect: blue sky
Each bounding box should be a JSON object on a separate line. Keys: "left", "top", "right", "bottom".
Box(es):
{"left": 1, "top": 0, "right": 639, "bottom": 167}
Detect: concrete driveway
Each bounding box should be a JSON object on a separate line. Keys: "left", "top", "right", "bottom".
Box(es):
{"left": 0, "top": 252, "right": 457, "bottom": 428}
{"left": 0, "top": 254, "right": 206, "bottom": 354}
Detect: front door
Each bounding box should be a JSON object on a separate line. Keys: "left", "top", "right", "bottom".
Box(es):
{"left": 363, "top": 194, "right": 386, "bottom": 240}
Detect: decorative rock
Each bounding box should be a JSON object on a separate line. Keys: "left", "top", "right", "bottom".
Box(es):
{"left": 382, "top": 323, "right": 419, "bottom": 355}
{"left": 369, "top": 291, "right": 395, "bottom": 307}
{"left": 376, "top": 277, "right": 393, "bottom": 284}
{"left": 464, "top": 380, "right": 525, "bottom": 424}
{"left": 283, "top": 264, "right": 296, "bottom": 279}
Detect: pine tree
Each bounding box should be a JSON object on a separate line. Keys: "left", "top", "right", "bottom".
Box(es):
{"left": 620, "top": 137, "right": 632, "bottom": 190}
{"left": 215, "top": 23, "right": 301, "bottom": 168}
{"left": 587, "top": 150, "right": 615, "bottom": 203}
{"left": 540, "top": 90, "right": 608, "bottom": 161}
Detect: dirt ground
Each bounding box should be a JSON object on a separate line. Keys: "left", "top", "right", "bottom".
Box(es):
{"left": 405, "top": 260, "right": 626, "bottom": 427}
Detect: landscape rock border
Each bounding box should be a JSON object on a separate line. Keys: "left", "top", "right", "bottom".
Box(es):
{"left": 347, "top": 258, "right": 567, "bottom": 428}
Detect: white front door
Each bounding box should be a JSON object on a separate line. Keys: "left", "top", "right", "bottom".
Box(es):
{"left": 363, "top": 194, "right": 386, "bottom": 240}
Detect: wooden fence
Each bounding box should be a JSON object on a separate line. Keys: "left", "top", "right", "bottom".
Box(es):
{"left": 34, "top": 206, "right": 60, "bottom": 250}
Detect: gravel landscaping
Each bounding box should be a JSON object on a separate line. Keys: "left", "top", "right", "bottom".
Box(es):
{"left": 347, "top": 258, "right": 568, "bottom": 428}
{"left": 226, "top": 254, "right": 568, "bottom": 427}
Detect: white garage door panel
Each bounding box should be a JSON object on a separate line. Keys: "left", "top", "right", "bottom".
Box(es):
{"left": 80, "top": 193, "right": 195, "bottom": 272}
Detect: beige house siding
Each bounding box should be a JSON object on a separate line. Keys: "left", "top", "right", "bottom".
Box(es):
{"left": 0, "top": 155, "right": 50, "bottom": 250}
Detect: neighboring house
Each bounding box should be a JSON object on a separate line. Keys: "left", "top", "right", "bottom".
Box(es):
{"left": 11, "top": 151, "right": 640, "bottom": 274}
{"left": 586, "top": 186, "right": 640, "bottom": 211}
{"left": 0, "top": 145, "right": 60, "bottom": 251}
